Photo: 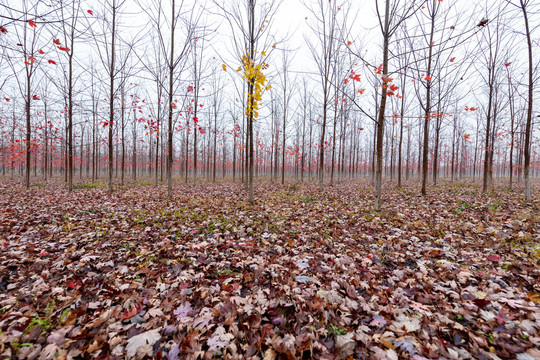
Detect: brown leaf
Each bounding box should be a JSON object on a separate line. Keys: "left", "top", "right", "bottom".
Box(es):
{"left": 527, "top": 291, "right": 540, "bottom": 303}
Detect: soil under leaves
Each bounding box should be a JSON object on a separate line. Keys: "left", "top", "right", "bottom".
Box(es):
{"left": 0, "top": 179, "right": 539, "bottom": 360}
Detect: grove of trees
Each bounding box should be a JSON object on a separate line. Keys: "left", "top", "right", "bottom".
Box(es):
{"left": 0, "top": 0, "right": 538, "bottom": 207}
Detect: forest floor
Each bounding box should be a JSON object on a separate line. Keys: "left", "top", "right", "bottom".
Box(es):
{"left": 0, "top": 178, "right": 539, "bottom": 360}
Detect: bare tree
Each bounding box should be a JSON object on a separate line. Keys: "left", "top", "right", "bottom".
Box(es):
{"left": 213, "top": 0, "right": 281, "bottom": 203}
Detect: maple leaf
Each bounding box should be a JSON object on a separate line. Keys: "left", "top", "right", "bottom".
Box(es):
{"left": 122, "top": 298, "right": 142, "bottom": 320}
{"left": 450, "top": 57, "right": 456, "bottom": 62}
{"left": 193, "top": 315, "right": 212, "bottom": 330}
{"left": 424, "top": 75, "right": 432, "bottom": 81}
{"left": 392, "top": 313, "right": 420, "bottom": 333}
{"left": 395, "top": 338, "right": 416, "bottom": 356}
{"left": 28, "top": 20, "right": 37, "bottom": 28}
{"left": 53, "top": 38, "right": 61, "bottom": 45}
{"left": 487, "top": 254, "right": 500, "bottom": 262}
{"left": 173, "top": 301, "right": 192, "bottom": 320}
{"left": 87, "top": 10, "right": 94, "bottom": 15}
{"left": 40, "top": 344, "right": 61, "bottom": 359}
{"left": 527, "top": 291, "right": 540, "bottom": 303}
{"left": 295, "top": 275, "right": 311, "bottom": 284}
{"left": 370, "top": 315, "right": 387, "bottom": 327}
{"left": 125, "top": 328, "right": 161, "bottom": 359}
{"left": 47, "top": 326, "right": 73, "bottom": 346}
{"left": 48, "top": 60, "right": 57, "bottom": 65}
{"left": 146, "top": 307, "right": 164, "bottom": 317}
{"left": 336, "top": 333, "right": 355, "bottom": 359}
{"left": 208, "top": 326, "right": 234, "bottom": 354}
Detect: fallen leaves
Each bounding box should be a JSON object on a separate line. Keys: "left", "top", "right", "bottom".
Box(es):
{"left": 528, "top": 291, "right": 540, "bottom": 304}
{"left": 487, "top": 254, "right": 501, "bottom": 262}
{"left": 0, "top": 180, "right": 538, "bottom": 358}
{"left": 125, "top": 328, "right": 161, "bottom": 358}
{"left": 391, "top": 313, "right": 421, "bottom": 333}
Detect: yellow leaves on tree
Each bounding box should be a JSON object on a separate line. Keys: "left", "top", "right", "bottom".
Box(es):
{"left": 242, "top": 54, "right": 271, "bottom": 121}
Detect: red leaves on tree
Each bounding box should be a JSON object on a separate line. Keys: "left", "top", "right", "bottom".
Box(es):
{"left": 358, "top": 89, "right": 365, "bottom": 95}
{"left": 464, "top": 134, "right": 471, "bottom": 142}
{"left": 193, "top": 117, "right": 198, "bottom": 123}
{"left": 505, "top": 62, "right": 511, "bottom": 67}
{"left": 199, "top": 127, "right": 206, "bottom": 134}
{"left": 32, "top": 95, "right": 40, "bottom": 100}
{"left": 0, "top": 26, "right": 7, "bottom": 34}
{"left": 4, "top": 98, "right": 10, "bottom": 102}
{"left": 38, "top": 49, "right": 44, "bottom": 54}
{"left": 53, "top": 38, "right": 61, "bottom": 45}
{"left": 187, "top": 85, "right": 194, "bottom": 92}
{"left": 48, "top": 60, "right": 57, "bottom": 65}
{"left": 424, "top": 75, "right": 432, "bottom": 81}
{"left": 58, "top": 46, "right": 70, "bottom": 52}
{"left": 25, "top": 56, "right": 35, "bottom": 65}
{"left": 87, "top": 10, "right": 94, "bottom": 15}
{"left": 348, "top": 70, "right": 361, "bottom": 82}
{"left": 28, "top": 20, "right": 37, "bottom": 28}
{"left": 450, "top": 57, "right": 456, "bottom": 62}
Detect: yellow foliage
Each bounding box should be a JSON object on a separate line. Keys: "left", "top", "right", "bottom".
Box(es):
{"left": 241, "top": 51, "right": 271, "bottom": 122}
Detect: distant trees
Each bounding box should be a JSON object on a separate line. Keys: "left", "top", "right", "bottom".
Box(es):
{"left": 305, "top": 0, "right": 343, "bottom": 190}
{"left": 372, "top": 0, "right": 425, "bottom": 209}
{"left": 0, "top": 0, "right": 537, "bottom": 206}
{"left": 3, "top": 1, "right": 49, "bottom": 189}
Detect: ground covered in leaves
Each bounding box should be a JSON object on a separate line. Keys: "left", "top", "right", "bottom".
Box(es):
{"left": 0, "top": 179, "right": 539, "bottom": 360}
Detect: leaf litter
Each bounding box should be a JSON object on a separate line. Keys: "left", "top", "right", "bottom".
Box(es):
{"left": 0, "top": 180, "right": 538, "bottom": 359}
